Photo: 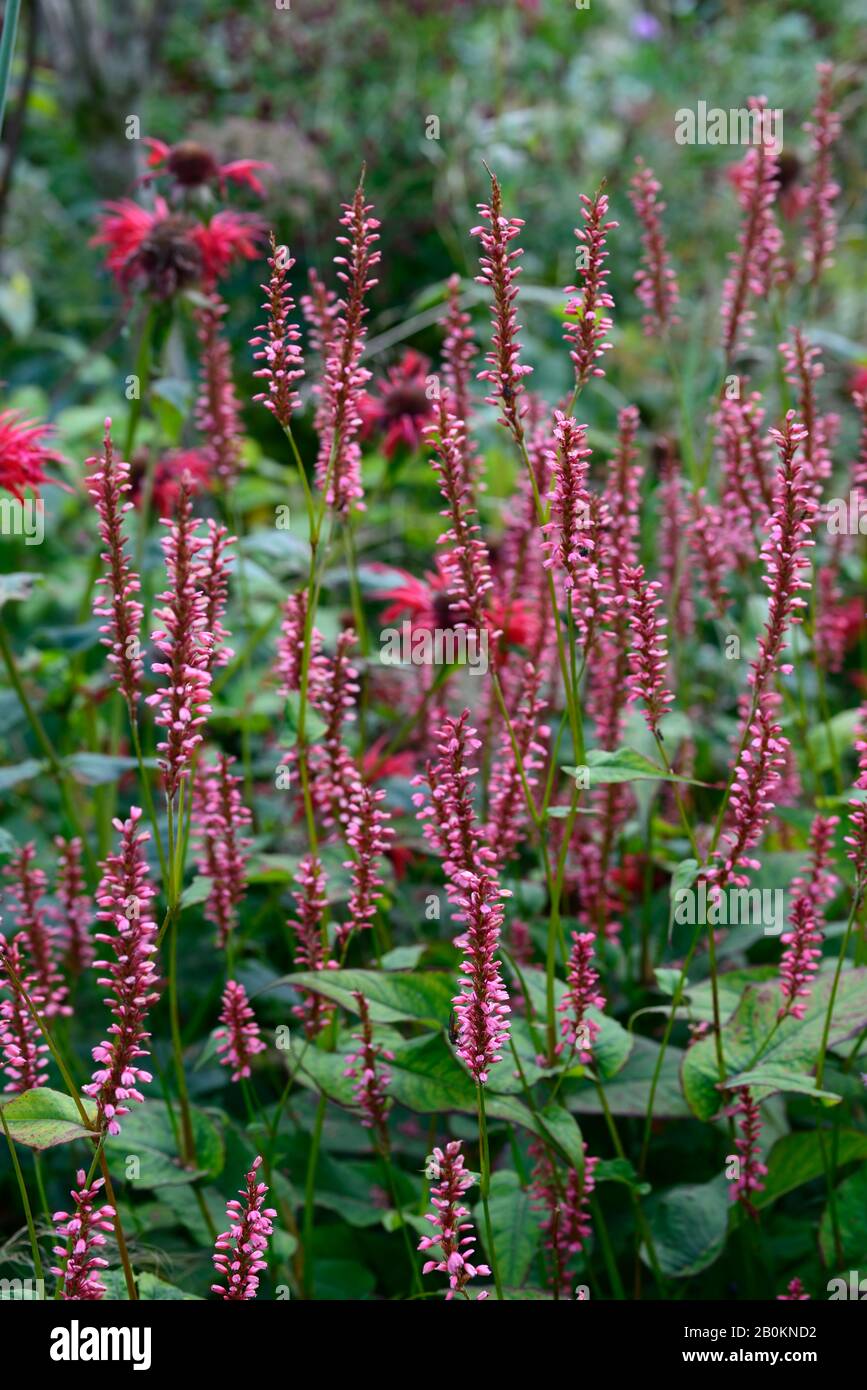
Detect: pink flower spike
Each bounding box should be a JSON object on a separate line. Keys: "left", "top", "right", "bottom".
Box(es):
{"left": 0, "top": 931, "right": 50, "bottom": 1093}
{"left": 193, "top": 753, "right": 252, "bottom": 949}
{"left": 212, "top": 1155, "right": 276, "bottom": 1301}
{"left": 727, "top": 1087, "right": 768, "bottom": 1214}
{"left": 50, "top": 1170, "right": 116, "bottom": 1300}
{"left": 564, "top": 186, "right": 618, "bottom": 388}
{"left": 418, "top": 1140, "right": 490, "bottom": 1299}
{"left": 54, "top": 837, "right": 94, "bottom": 974}
{"left": 558, "top": 931, "right": 605, "bottom": 1062}
{"left": 86, "top": 418, "right": 144, "bottom": 707}
{"left": 623, "top": 564, "right": 674, "bottom": 735}
{"left": 83, "top": 807, "right": 160, "bottom": 1137}
{"left": 451, "top": 870, "right": 511, "bottom": 1086}
{"left": 145, "top": 482, "right": 214, "bottom": 801}
{"left": 340, "top": 784, "right": 394, "bottom": 947}
{"left": 424, "top": 397, "right": 497, "bottom": 637}
{"left": 315, "top": 174, "right": 381, "bottom": 514}
{"left": 530, "top": 1140, "right": 598, "bottom": 1297}
{"left": 195, "top": 296, "right": 244, "bottom": 488}
{"left": 288, "top": 854, "right": 336, "bottom": 1040}
{"left": 472, "top": 169, "right": 533, "bottom": 441}
{"left": 802, "top": 63, "right": 841, "bottom": 287}
{"left": 720, "top": 97, "right": 782, "bottom": 360}
{"left": 541, "top": 411, "right": 593, "bottom": 590}
{"left": 3, "top": 844, "right": 69, "bottom": 1017}
{"left": 628, "top": 159, "right": 679, "bottom": 335}
{"left": 343, "top": 990, "right": 394, "bottom": 1148}
{"left": 777, "top": 1277, "right": 810, "bottom": 1300}
{"left": 215, "top": 980, "right": 266, "bottom": 1082}
{"left": 250, "top": 233, "right": 305, "bottom": 427}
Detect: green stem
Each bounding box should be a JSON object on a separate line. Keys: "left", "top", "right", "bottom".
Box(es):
{"left": 302, "top": 1092, "right": 327, "bottom": 1298}
{"left": 0, "top": 1098, "right": 44, "bottom": 1287}
{"left": 476, "top": 1082, "right": 504, "bottom": 1300}
{"left": 0, "top": 0, "right": 22, "bottom": 138}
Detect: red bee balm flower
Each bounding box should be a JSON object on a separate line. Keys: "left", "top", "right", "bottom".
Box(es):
{"left": 141, "top": 139, "right": 271, "bottom": 197}
{"left": 93, "top": 197, "right": 262, "bottom": 298}
{"left": 0, "top": 409, "right": 62, "bottom": 498}
{"left": 358, "top": 349, "right": 434, "bottom": 457}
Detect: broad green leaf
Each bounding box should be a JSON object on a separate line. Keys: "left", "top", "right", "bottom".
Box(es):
{"left": 0, "top": 1088, "right": 97, "bottom": 1150}
{"left": 521, "top": 967, "right": 633, "bottom": 1079}
{"left": 563, "top": 747, "right": 710, "bottom": 788}
{"left": 0, "top": 572, "right": 40, "bottom": 609}
{"left": 594, "top": 1157, "right": 650, "bottom": 1194}
{"left": 642, "top": 1176, "right": 729, "bottom": 1278}
{"left": 315, "top": 1259, "right": 376, "bottom": 1300}
{"left": 725, "top": 1066, "right": 841, "bottom": 1106}
{"left": 180, "top": 875, "right": 214, "bottom": 909}
{"left": 105, "top": 1100, "right": 224, "bottom": 1185}
{"left": 536, "top": 1103, "right": 584, "bottom": 1175}
{"left": 272, "top": 968, "right": 454, "bottom": 1027}
{"left": 820, "top": 1164, "right": 867, "bottom": 1267}
{"left": 681, "top": 969, "right": 867, "bottom": 1121}
{"left": 474, "top": 1170, "right": 538, "bottom": 1288}
{"left": 758, "top": 1129, "right": 867, "bottom": 1210}
{"left": 807, "top": 709, "right": 861, "bottom": 775}
{"left": 667, "top": 858, "right": 700, "bottom": 944}
{"left": 102, "top": 1270, "right": 202, "bottom": 1300}
{"left": 570, "top": 1035, "right": 690, "bottom": 1118}
{"left": 0, "top": 759, "right": 44, "bottom": 792}
{"left": 282, "top": 692, "right": 328, "bottom": 747}
{"left": 65, "top": 753, "right": 157, "bottom": 786}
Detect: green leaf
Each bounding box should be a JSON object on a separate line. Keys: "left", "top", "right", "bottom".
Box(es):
{"left": 475, "top": 1170, "right": 538, "bottom": 1288}
{"left": 380, "top": 945, "right": 426, "bottom": 970}
{"left": 0, "top": 572, "right": 40, "bottom": 609}
{"left": 820, "top": 1165, "right": 867, "bottom": 1267}
{"left": 102, "top": 1270, "right": 202, "bottom": 1301}
{"left": 0, "top": 759, "right": 45, "bottom": 792}
{"left": 536, "top": 1103, "right": 584, "bottom": 1175}
{"left": 758, "top": 1129, "right": 867, "bottom": 1211}
{"left": 65, "top": 753, "right": 157, "bottom": 786}
{"left": 807, "top": 708, "right": 861, "bottom": 774}
{"left": 520, "top": 967, "right": 633, "bottom": 1079}
{"left": 180, "top": 875, "right": 213, "bottom": 909}
{"left": 281, "top": 692, "right": 328, "bottom": 748}
{"left": 594, "top": 1157, "right": 650, "bottom": 1194}
{"left": 681, "top": 969, "right": 867, "bottom": 1121}
{"left": 105, "top": 1100, "right": 224, "bottom": 1186}
{"left": 570, "top": 1035, "right": 690, "bottom": 1118}
{"left": 271, "top": 968, "right": 454, "bottom": 1027}
{"left": 563, "top": 747, "right": 711, "bottom": 788}
{"left": 0, "top": 1088, "right": 97, "bottom": 1150}
{"left": 642, "top": 1176, "right": 729, "bottom": 1278}
{"left": 667, "top": 858, "right": 700, "bottom": 944}
{"left": 315, "top": 1259, "right": 376, "bottom": 1300}
{"left": 725, "top": 1066, "right": 841, "bottom": 1106}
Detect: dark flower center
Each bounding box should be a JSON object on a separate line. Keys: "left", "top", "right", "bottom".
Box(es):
{"left": 166, "top": 142, "right": 221, "bottom": 187}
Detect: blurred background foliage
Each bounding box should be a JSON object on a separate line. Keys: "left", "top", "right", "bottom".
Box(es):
{"left": 2, "top": 0, "right": 865, "bottom": 455}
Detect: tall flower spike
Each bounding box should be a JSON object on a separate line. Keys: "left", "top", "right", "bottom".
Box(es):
{"left": 145, "top": 483, "right": 213, "bottom": 800}
{"left": 564, "top": 186, "right": 618, "bottom": 388}
{"left": 412, "top": 709, "right": 496, "bottom": 898}
{"left": 315, "top": 174, "right": 381, "bottom": 513}
{"left": 50, "top": 1171, "right": 115, "bottom": 1300}
{"left": 728, "top": 1087, "right": 768, "bottom": 1213}
{"left": 288, "top": 854, "right": 335, "bottom": 1039}
{"left": 215, "top": 980, "right": 266, "bottom": 1082}
{"left": 441, "top": 273, "right": 479, "bottom": 452}
{"left": 541, "top": 411, "right": 593, "bottom": 589}
{"left": 708, "top": 690, "right": 788, "bottom": 892}
{"left": 530, "top": 1141, "right": 598, "bottom": 1297}
{"left": 721, "top": 98, "right": 782, "bottom": 360}
{"left": 54, "top": 837, "right": 94, "bottom": 974}
{"left": 779, "top": 331, "right": 836, "bottom": 499}
{"left": 86, "top": 418, "right": 144, "bottom": 706}
{"left": 343, "top": 990, "right": 394, "bottom": 1148}
{"left": 749, "top": 412, "right": 817, "bottom": 699}
{"left": 778, "top": 896, "right": 823, "bottom": 1022}
{"left": 628, "top": 159, "right": 679, "bottom": 335}
{"left": 309, "top": 628, "right": 363, "bottom": 827}
{"left": 212, "top": 1156, "right": 276, "bottom": 1301}
{"left": 200, "top": 519, "right": 235, "bottom": 675}
{"left": 472, "top": 170, "right": 533, "bottom": 440}
{"left": 3, "top": 844, "right": 68, "bottom": 1016}
{"left": 340, "top": 784, "right": 393, "bottom": 947}
{"left": 802, "top": 62, "right": 840, "bottom": 287}
{"left": 418, "top": 1140, "right": 490, "bottom": 1299}
{"left": 0, "top": 931, "right": 50, "bottom": 1092}
{"left": 195, "top": 296, "right": 244, "bottom": 486}
{"left": 425, "top": 397, "right": 496, "bottom": 635}
{"left": 558, "top": 931, "right": 604, "bottom": 1062}
{"left": 193, "top": 753, "right": 252, "bottom": 948}
{"left": 451, "top": 870, "right": 511, "bottom": 1085}
{"left": 486, "top": 663, "right": 548, "bottom": 868}
{"left": 623, "top": 564, "right": 674, "bottom": 735}
{"left": 83, "top": 808, "right": 160, "bottom": 1136}
{"left": 845, "top": 709, "right": 867, "bottom": 887}
{"left": 250, "top": 233, "right": 305, "bottom": 427}
{"left": 777, "top": 1278, "right": 810, "bottom": 1301}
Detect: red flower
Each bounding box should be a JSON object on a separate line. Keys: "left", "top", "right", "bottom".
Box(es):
{"left": 358, "top": 349, "right": 434, "bottom": 457}
{"left": 92, "top": 197, "right": 263, "bottom": 298}
{"left": 131, "top": 449, "right": 211, "bottom": 518}
{"left": 0, "top": 409, "right": 62, "bottom": 498}
{"left": 370, "top": 561, "right": 534, "bottom": 648}
{"left": 141, "top": 139, "right": 271, "bottom": 197}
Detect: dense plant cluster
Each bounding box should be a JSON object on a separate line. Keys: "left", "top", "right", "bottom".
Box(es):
{"left": 1, "top": 10, "right": 866, "bottom": 1303}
